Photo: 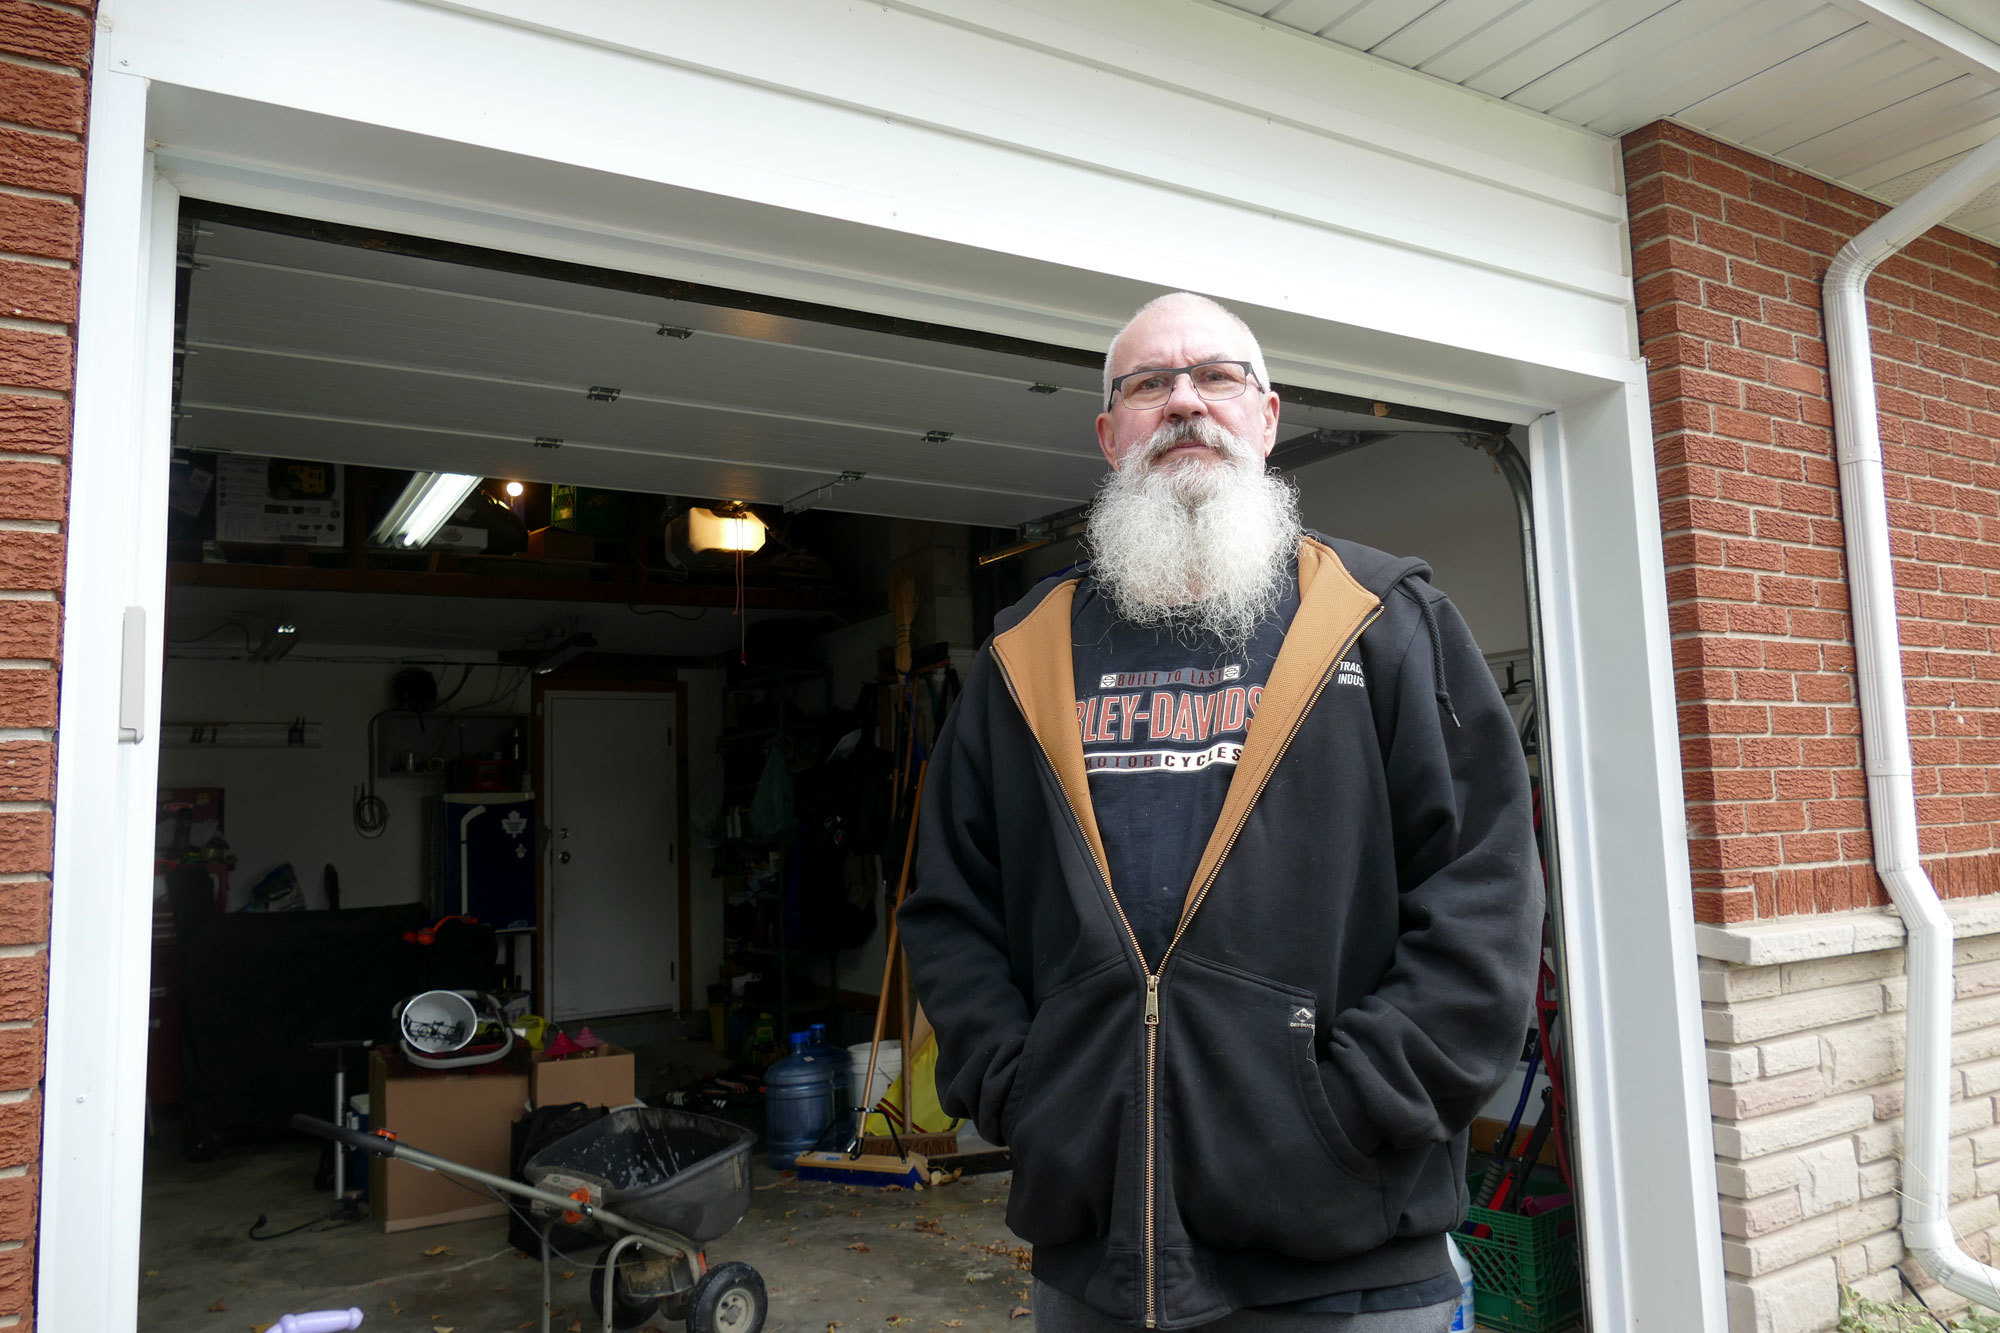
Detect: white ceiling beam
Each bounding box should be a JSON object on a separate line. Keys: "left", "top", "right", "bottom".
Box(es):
{"left": 1824, "top": 0, "right": 2000, "bottom": 84}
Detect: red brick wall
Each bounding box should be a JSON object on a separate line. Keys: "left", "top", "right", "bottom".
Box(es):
{"left": 1625, "top": 120, "right": 2000, "bottom": 926}
{"left": 0, "top": 1, "right": 91, "bottom": 1325}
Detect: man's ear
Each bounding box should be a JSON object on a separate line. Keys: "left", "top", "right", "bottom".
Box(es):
{"left": 1258, "top": 390, "right": 1281, "bottom": 457}
{"left": 1096, "top": 411, "right": 1119, "bottom": 468}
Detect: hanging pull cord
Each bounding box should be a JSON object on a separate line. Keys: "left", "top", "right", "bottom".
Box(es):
{"left": 1401, "top": 579, "right": 1460, "bottom": 728}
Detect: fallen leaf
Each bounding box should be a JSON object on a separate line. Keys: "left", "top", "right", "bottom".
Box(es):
{"left": 144, "top": 1270, "right": 159, "bottom": 1278}
{"left": 423, "top": 1245, "right": 453, "bottom": 1257}
{"left": 1010, "top": 1307, "right": 1032, "bottom": 1320}
{"left": 886, "top": 1318, "right": 910, "bottom": 1326}
{"left": 828, "top": 1324, "right": 844, "bottom": 1332}
{"left": 252, "top": 1324, "right": 275, "bottom": 1333}
{"left": 846, "top": 1242, "right": 871, "bottom": 1253}
{"left": 945, "top": 1321, "right": 964, "bottom": 1327}
{"left": 518, "top": 1323, "right": 535, "bottom": 1330}
{"left": 209, "top": 1299, "right": 227, "bottom": 1313}
{"left": 433, "top": 1327, "right": 455, "bottom": 1333}
{"left": 568, "top": 1321, "right": 583, "bottom": 1332}
{"left": 560, "top": 1270, "right": 575, "bottom": 1280}
{"left": 390, "top": 1301, "right": 403, "bottom": 1315}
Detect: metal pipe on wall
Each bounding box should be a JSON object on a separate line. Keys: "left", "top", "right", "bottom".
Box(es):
{"left": 1822, "top": 129, "right": 2000, "bottom": 1308}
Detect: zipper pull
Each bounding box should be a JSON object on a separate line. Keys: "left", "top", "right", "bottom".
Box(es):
{"left": 1145, "top": 974, "right": 1160, "bottom": 1026}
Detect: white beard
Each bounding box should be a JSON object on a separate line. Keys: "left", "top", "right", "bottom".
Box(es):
{"left": 1085, "top": 417, "right": 1301, "bottom": 650}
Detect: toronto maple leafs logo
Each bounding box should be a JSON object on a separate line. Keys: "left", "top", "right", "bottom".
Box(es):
{"left": 501, "top": 810, "right": 528, "bottom": 838}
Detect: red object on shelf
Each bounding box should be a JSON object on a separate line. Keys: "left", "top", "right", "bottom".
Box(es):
{"left": 452, "top": 759, "right": 512, "bottom": 791}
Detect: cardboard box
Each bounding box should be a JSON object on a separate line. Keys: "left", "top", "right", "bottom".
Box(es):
{"left": 214, "top": 455, "right": 346, "bottom": 547}
{"left": 367, "top": 1045, "right": 530, "bottom": 1233}
{"left": 527, "top": 526, "right": 596, "bottom": 561}
{"left": 531, "top": 1044, "right": 635, "bottom": 1110}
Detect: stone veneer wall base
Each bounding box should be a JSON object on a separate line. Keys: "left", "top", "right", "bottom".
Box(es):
{"left": 1700, "top": 899, "right": 2000, "bottom": 1330}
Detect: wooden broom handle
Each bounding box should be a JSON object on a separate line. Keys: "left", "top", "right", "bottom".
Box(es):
{"left": 861, "top": 760, "right": 926, "bottom": 1131}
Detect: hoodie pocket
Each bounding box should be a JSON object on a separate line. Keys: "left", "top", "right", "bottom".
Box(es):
{"left": 1003, "top": 959, "right": 1135, "bottom": 1247}
{"left": 1160, "top": 953, "right": 1390, "bottom": 1262}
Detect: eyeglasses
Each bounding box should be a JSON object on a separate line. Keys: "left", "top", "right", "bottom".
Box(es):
{"left": 1107, "top": 360, "right": 1261, "bottom": 410}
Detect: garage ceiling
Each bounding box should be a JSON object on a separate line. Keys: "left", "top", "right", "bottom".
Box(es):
{"left": 178, "top": 221, "right": 1442, "bottom": 530}
{"left": 1216, "top": 0, "right": 2000, "bottom": 246}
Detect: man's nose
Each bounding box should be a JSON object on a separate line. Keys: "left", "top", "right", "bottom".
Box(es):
{"left": 1162, "top": 370, "right": 1208, "bottom": 420}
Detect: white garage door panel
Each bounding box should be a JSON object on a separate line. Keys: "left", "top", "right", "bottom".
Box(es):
{"left": 179, "top": 333, "right": 1103, "bottom": 472}
{"left": 176, "top": 409, "right": 1080, "bottom": 528}
{"left": 185, "top": 262, "right": 1109, "bottom": 442}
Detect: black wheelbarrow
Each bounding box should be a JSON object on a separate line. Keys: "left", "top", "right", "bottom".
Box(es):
{"left": 292, "top": 1107, "right": 765, "bottom": 1333}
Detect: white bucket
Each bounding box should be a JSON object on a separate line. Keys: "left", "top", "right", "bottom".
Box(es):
{"left": 848, "top": 1041, "right": 902, "bottom": 1113}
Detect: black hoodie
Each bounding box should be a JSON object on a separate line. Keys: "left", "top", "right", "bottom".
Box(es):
{"left": 900, "top": 535, "right": 1543, "bottom": 1329}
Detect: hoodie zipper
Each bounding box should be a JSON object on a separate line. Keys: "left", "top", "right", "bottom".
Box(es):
{"left": 996, "top": 602, "right": 1380, "bottom": 1328}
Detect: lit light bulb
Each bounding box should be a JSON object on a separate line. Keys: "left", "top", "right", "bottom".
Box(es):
{"left": 504, "top": 481, "right": 524, "bottom": 498}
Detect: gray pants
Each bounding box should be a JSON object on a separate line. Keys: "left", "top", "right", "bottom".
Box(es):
{"left": 1032, "top": 1280, "right": 1458, "bottom": 1333}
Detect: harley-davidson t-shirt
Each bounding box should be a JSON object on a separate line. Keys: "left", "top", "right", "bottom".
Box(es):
{"left": 1069, "top": 566, "right": 1300, "bottom": 967}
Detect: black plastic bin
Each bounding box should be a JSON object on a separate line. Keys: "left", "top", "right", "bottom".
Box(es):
{"left": 524, "top": 1106, "right": 756, "bottom": 1244}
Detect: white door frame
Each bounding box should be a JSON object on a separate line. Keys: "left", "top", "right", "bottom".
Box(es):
{"left": 42, "top": 67, "right": 179, "bottom": 1333}
{"left": 52, "top": 10, "right": 1724, "bottom": 1330}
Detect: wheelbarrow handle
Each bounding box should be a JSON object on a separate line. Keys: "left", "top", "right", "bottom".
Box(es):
{"left": 290, "top": 1113, "right": 398, "bottom": 1158}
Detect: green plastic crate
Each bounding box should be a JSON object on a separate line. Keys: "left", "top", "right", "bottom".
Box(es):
{"left": 1453, "top": 1170, "right": 1582, "bottom": 1333}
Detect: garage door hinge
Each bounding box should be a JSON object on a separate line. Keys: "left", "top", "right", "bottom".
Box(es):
{"left": 119, "top": 606, "right": 146, "bottom": 744}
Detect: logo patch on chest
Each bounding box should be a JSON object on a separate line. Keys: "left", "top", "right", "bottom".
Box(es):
{"left": 1289, "top": 1005, "right": 1315, "bottom": 1030}
{"left": 1335, "top": 659, "right": 1366, "bottom": 689}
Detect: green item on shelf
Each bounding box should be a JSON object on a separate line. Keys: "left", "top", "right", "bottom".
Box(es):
{"left": 749, "top": 743, "right": 796, "bottom": 842}
{"left": 550, "top": 484, "right": 628, "bottom": 537}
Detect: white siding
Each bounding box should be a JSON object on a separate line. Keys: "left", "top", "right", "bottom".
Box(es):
{"left": 105, "top": 0, "right": 1638, "bottom": 413}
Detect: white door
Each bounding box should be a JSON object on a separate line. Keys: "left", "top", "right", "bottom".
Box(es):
{"left": 544, "top": 690, "right": 680, "bottom": 1020}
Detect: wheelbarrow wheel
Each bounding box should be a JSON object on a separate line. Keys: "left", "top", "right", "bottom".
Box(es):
{"left": 689, "top": 1261, "right": 766, "bottom": 1333}
{"left": 590, "top": 1243, "right": 664, "bottom": 1332}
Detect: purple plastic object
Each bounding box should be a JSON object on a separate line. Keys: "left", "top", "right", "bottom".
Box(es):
{"left": 276, "top": 1310, "right": 363, "bottom": 1333}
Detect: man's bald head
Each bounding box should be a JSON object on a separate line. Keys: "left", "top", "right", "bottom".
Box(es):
{"left": 1102, "top": 292, "right": 1272, "bottom": 408}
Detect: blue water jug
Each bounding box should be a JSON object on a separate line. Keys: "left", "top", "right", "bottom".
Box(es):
{"left": 764, "top": 1031, "right": 837, "bottom": 1169}
{"left": 807, "top": 1023, "right": 854, "bottom": 1121}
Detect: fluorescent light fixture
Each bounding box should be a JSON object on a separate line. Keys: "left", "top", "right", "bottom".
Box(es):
{"left": 687, "top": 505, "right": 767, "bottom": 554}
{"left": 372, "top": 472, "right": 484, "bottom": 548}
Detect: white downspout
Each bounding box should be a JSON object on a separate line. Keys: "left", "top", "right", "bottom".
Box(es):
{"left": 1823, "top": 129, "right": 2000, "bottom": 1307}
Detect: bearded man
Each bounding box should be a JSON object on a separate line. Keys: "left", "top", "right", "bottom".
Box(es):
{"left": 899, "top": 293, "right": 1543, "bottom": 1333}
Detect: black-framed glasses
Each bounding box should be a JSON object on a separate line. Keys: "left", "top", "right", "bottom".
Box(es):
{"left": 1107, "top": 360, "right": 1261, "bottom": 410}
